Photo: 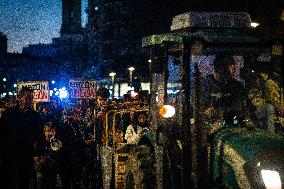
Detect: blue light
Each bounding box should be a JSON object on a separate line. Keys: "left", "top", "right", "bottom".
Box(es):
{"left": 51, "top": 80, "right": 55, "bottom": 84}
{"left": 54, "top": 88, "right": 57, "bottom": 91}
{"left": 50, "top": 90, "right": 53, "bottom": 96}
{"left": 95, "top": 6, "right": 99, "bottom": 11}
{"left": 13, "top": 84, "right": 17, "bottom": 88}
{"left": 55, "top": 91, "right": 59, "bottom": 96}
{"left": 59, "top": 89, "right": 68, "bottom": 99}
{"left": 3, "top": 78, "right": 6, "bottom": 82}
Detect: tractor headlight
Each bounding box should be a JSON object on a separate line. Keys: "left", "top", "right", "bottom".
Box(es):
{"left": 159, "top": 105, "right": 176, "bottom": 118}
{"left": 261, "top": 170, "right": 281, "bottom": 189}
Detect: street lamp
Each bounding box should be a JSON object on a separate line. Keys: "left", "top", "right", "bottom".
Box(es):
{"left": 109, "top": 72, "right": 116, "bottom": 98}
{"left": 251, "top": 22, "right": 260, "bottom": 28}
{"left": 128, "top": 67, "right": 135, "bottom": 86}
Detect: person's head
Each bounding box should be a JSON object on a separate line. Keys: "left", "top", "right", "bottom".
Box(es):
{"left": 18, "top": 87, "right": 34, "bottom": 109}
{"left": 44, "top": 122, "right": 56, "bottom": 141}
{"left": 138, "top": 113, "right": 147, "bottom": 127}
{"left": 123, "top": 94, "right": 131, "bottom": 102}
{"left": 213, "top": 54, "right": 236, "bottom": 80}
{"left": 129, "top": 108, "right": 136, "bottom": 121}
{"left": 97, "top": 87, "right": 110, "bottom": 100}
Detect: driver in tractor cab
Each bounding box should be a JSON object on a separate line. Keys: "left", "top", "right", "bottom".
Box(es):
{"left": 204, "top": 54, "right": 246, "bottom": 131}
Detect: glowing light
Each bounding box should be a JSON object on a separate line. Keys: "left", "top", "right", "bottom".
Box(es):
{"left": 8, "top": 92, "right": 13, "bottom": 96}
{"left": 3, "top": 78, "right": 7, "bottom": 82}
{"left": 251, "top": 22, "right": 260, "bottom": 27}
{"left": 55, "top": 91, "right": 59, "bottom": 96}
{"left": 261, "top": 170, "right": 281, "bottom": 189}
{"left": 54, "top": 88, "right": 57, "bottom": 91}
{"left": 59, "top": 89, "right": 68, "bottom": 99}
{"left": 128, "top": 86, "right": 134, "bottom": 91}
{"left": 128, "top": 67, "right": 135, "bottom": 71}
{"left": 50, "top": 90, "right": 53, "bottom": 96}
{"left": 148, "top": 59, "right": 152, "bottom": 63}
{"left": 159, "top": 105, "right": 176, "bottom": 118}
{"left": 95, "top": 6, "right": 99, "bottom": 11}
{"left": 109, "top": 72, "right": 116, "bottom": 77}
{"left": 130, "top": 91, "right": 138, "bottom": 98}
{"left": 3, "top": 93, "right": 6, "bottom": 96}
{"left": 13, "top": 84, "right": 17, "bottom": 87}
{"left": 51, "top": 80, "right": 55, "bottom": 84}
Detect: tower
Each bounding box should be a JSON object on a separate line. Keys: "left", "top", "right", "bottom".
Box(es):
{"left": 61, "top": 0, "right": 82, "bottom": 35}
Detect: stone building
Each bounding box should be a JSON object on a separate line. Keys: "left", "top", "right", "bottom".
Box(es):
{"left": 0, "top": 32, "right": 7, "bottom": 58}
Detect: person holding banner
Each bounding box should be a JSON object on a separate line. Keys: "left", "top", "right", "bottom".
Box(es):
{"left": 0, "top": 87, "right": 42, "bottom": 189}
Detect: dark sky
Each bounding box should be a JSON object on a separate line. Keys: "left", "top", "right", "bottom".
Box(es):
{"left": 0, "top": 0, "right": 283, "bottom": 53}
{"left": 0, "top": 0, "right": 88, "bottom": 53}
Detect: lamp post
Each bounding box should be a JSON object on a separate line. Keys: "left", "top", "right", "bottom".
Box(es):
{"left": 251, "top": 22, "right": 260, "bottom": 28}
{"left": 109, "top": 72, "right": 116, "bottom": 99}
{"left": 128, "top": 67, "right": 135, "bottom": 87}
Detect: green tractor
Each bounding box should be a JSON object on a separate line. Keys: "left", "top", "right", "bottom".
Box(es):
{"left": 140, "top": 11, "right": 284, "bottom": 189}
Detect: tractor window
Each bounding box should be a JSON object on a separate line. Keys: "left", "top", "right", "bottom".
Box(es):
{"left": 192, "top": 55, "right": 244, "bottom": 79}
{"left": 243, "top": 60, "right": 283, "bottom": 132}
{"left": 193, "top": 54, "right": 246, "bottom": 131}
{"left": 166, "top": 55, "right": 182, "bottom": 102}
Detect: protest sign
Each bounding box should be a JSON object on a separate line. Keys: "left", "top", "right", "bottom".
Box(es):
{"left": 69, "top": 79, "right": 96, "bottom": 98}
{"left": 18, "top": 81, "right": 50, "bottom": 102}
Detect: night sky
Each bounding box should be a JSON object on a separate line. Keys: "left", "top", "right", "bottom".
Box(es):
{"left": 0, "top": 0, "right": 88, "bottom": 53}
{"left": 0, "top": 0, "right": 283, "bottom": 53}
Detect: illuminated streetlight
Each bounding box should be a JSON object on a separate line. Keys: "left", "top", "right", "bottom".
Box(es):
{"left": 109, "top": 72, "right": 116, "bottom": 80}
{"left": 128, "top": 67, "right": 135, "bottom": 87}
{"left": 109, "top": 72, "right": 116, "bottom": 98}
{"left": 251, "top": 22, "right": 260, "bottom": 28}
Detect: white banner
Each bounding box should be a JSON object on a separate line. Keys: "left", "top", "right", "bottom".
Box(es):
{"left": 18, "top": 81, "right": 50, "bottom": 102}
{"left": 69, "top": 79, "right": 96, "bottom": 98}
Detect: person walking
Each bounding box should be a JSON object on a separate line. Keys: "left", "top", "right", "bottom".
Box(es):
{"left": 0, "top": 87, "right": 42, "bottom": 189}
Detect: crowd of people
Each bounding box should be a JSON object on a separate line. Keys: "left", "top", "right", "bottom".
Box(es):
{"left": 0, "top": 54, "right": 284, "bottom": 189}
{"left": 0, "top": 87, "right": 150, "bottom": 189}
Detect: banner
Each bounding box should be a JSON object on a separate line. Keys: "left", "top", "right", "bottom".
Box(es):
{"left": 18, "top": 81, "right": 50, "bottom": 102}
{"left": 69, "top": 79, "right": 96, "bottom": 98}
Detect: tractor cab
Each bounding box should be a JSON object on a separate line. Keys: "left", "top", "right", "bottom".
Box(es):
{"left": 142, "top": 12, "right": 284, "bottom": 188}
